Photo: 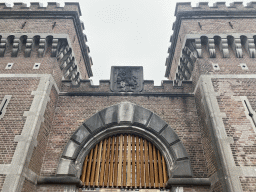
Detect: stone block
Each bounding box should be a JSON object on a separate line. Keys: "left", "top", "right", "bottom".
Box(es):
{"left": 62, "top": 140, "right": 80, "bottom": 160}
{"left": 84, "top": 113, "right": 104, "bottom": 133}
{"left": 147, "top": 113, "right": 167, "bottom": 132}
{"left": 71, "top": 124, "right": 90, "bottom": 144}
{"left": 171, "top": 159, "right": 193, "bottom": 178}
{"left": 170, "top": 141, "right": 189, "bottom": 160}
{"left": 99, "top": 105, "right": 118, "bottom": 126}
{"left": 118, "top": 102, "right": 134, "bottom": 124}
{"left": 56, "top": 158, "right": 76, "bottom": 176}
{"left": 133, "top": 105, "right": 152, "bottom": 126}
{"left": 160, "top": 126, "right": 179, "bottom": 145}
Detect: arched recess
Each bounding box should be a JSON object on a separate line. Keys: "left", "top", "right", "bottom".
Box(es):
{"left": 57, "top": 102, "right": 193, "bottom": 185}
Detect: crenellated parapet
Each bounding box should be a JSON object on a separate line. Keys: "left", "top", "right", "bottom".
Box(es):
{"left": 167, "top": 33, "right": 256, "bottom": 82}
{"left": 0, "top": 2, "right": 81, "bottom": 15}
{"left": 175, "top": 2, "right": 256, "bottom": 16}
{"left": 0, "top": 33, "right": 90, "bottom": 86}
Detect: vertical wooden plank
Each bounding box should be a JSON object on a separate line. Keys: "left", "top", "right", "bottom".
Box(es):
{"left": 109, "top": 136, "right": 115, "bottom": 187}
{"left": 148, "top": 142, "right": 154, "bottom": 188}
{"left": 127, "top": 135, "right": 131, "bottom": 187}
{"left": 162, "top": 155, "right": 168, "bottom": 187}
{"left": 99, "top": 139, "right": 107, "bottom": 187}
{"left": 113, "top": 135, "right": 119, "bottom": 187}
{"left": 95, "top": 141, "right": 103, "bottom": 186}
{"left": 132, "top": 135, "right": 136, "bottom": 188}
{"left": 90, "top": 144, "right": 99, "bottom": 186}
{"left": 136, "top": 136, "right": 140, "bottom": 188}
{"left": 81, "top": 155, "right": 88, "bottom": 183}
{"left": 153, "top": 145, "right": 159, "bottom": 188}
{"left": 123, "top": 135, "right": 127, "bottom": 187}
{"left": 118, "top": 135, "right": 123, "bottom": 187}
{"left": 140, "top": 137, "right": 145, "bottom": 188}
{"left": 104, "top": 137, "right": 111, "bottom": 187}
{"left": 85, "top": 149, "right": 94, "bottom": 186}
{"left": 157, "top": 150, "right": 163, "bottom": 188}
{"left": 144, "top": 140, "right": 149, "bottom": 188}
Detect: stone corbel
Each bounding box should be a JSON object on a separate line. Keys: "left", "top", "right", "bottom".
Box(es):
{"left": 244, "top": 38, "right": 255, "bottom": 58}
{"left": 71, "top": 71, "right": 80, "bottom": 86}
{"left": 231, "top": 38, "right": 243, "bottom": 58}
{"left": 51, "top": 39, "right": 58, "bottom": 57}
{"left": 11, "top": 37, "right": 20, "bottom": 57}
{"left": 38, "top": 38, "right": 47, "bottom": 57}
{"left": 25, "top": 38, "right": 33, "bottom": 57}
{"left": 208, "top": 38, "right": 216, "bottom": 58}
{"left": 0, "top": 38, "right": 7, "bottom": 57}
{"left": 219, "top": 38, "right": 229, "bottom": 58}
{"left": 195, "top": 38, "right": 202, "bottom": 58}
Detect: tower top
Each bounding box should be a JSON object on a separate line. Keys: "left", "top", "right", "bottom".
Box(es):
{"left": 165, "top": 1, "right": 256, "bottom": 78}
{"left": 0, "top": 2, "right": 82, "bottom": 16}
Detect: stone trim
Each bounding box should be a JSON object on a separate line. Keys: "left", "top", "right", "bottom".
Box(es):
{"left": 57, "top": 102, "right": 193, "bottom": 182}
{"left": 198, "top": 75, "right": 243, "bottom": 192}
{"left": 1, "top": 74, "right": 58, "bottom": 192}
{"left": 166, "top": 178, "right": 211, "bottom": 188}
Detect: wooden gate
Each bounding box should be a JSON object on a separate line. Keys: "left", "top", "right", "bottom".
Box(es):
{"left": 80, "top": 134, "right": 168, "bottom": 189}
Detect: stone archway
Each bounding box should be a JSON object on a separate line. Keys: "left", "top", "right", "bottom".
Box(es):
{"left": 57, "top": 102, "right": 193, "bottom": 184}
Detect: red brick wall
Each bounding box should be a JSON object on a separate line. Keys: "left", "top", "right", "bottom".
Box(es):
{"left": 212, "top": 78, "right": 256, "bottom": 167}
{"left": 194, "top": 88, "right": 219, "bottom": 177}
{"left": 28, "top": 86, "right": 59, "bottom": 176}
{"left": 36, "top": 184, "right": 67, "bottom": 192}
{"left": 21, "top": 179, "right": 36, "bottom": 192}
{"left": 0, "top": 77, "right": 39, "bottom": 164}
{"left": 184, "top": 186, "right": 210, "bottom": 192}
{"left": 0, "top": 174, "right": 6, "bottom": 192}
{"left": 240, "top": 177, "right": 256, "bottom": 192}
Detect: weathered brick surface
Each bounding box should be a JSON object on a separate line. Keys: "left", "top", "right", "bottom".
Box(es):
{"left": 28, "top": 86, "right": 59, "bottom": 175}
{"left": 240, "top": 177, "right": 256, "bottom": 192}
{"left": 0, "top": 174, "right": 6, "bottom": 191}
{"left": 21, "top": 178, "right": 36, "bottom": 192}
{"left": 36, "top": 184, "right": 67, "bottom": 192}
{"left": 212, "top": 78, "right": 256, "bottom": 166}
{"left": 194, "top": 88, "right": 218, "bottom": 177}
{"left": 183, "top": 186, "right": 210, "bottom": 192}
{"left": 41, "top": 96, "right": 208, "bottom": 178}
{"left": 210, "top": 181, "right": 223, "bottom": 192}
{"left": 0, "top": 78, "right": 39, "bottom": 164}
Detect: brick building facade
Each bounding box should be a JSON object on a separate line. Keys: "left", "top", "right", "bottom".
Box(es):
{"left": 0, "top": 2, "right": 255, "bottom": 192}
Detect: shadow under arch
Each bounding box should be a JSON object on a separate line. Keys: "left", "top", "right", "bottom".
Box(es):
{"left": 57, "top": 102, "right": 193, "bottom": 184}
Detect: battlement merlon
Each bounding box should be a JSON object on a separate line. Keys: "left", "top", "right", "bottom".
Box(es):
{"left": 0, "top": 2, "right": 81, "bottom": 15}
{"left": 175, "top": 2, "right": 256, "bottom": 16}
{"left": 0, "top": 2, "right": 93, "bottom": 78}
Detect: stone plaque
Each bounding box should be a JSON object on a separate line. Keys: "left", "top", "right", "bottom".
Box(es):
{"left": 110, "top": 66, "right": 143, "bottom": 92}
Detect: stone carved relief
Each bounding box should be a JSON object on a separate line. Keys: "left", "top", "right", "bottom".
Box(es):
{"left": 110, "top": 66, "right": 143, "bottom": 92}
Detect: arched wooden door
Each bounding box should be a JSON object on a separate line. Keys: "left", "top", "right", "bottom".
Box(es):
{"left": 81, "top": 134, "right": 169, "bottom": 189}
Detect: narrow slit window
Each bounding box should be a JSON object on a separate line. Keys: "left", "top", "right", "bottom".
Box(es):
{"left": 241, "top": 96, "right": 256, "bottom": 133}
{"left": 0, "top": 95, "right": 12, "bottom": 119}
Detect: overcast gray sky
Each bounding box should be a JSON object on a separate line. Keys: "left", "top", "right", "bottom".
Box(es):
{"left": 6, "top": 0, "right": 252, "bottom": 85}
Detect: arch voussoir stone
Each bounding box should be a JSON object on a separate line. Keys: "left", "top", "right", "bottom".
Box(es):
{"left": 57, "top": 101, "right": 193, "bottom": 180}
